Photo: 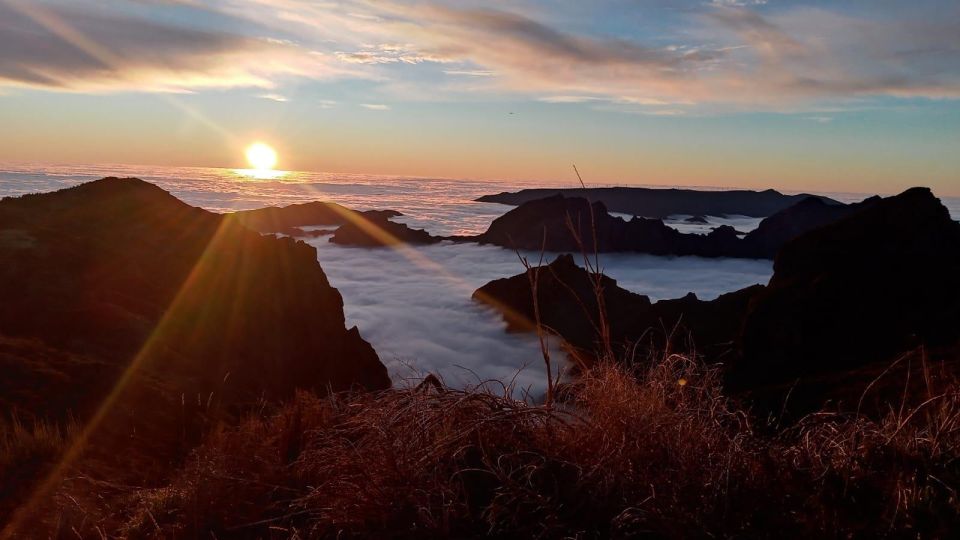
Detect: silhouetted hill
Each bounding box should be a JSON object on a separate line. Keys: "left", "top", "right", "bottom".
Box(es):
{"left": 739, "top": 195, "right": 877, "bottom": 257}
{"left": 474, "top": 187, "right": 960, "bottom": 414}
{"left": 0, "top": 178, "right": 389, "bottom": 490}
{"left": 470, "top": 194, "right": 866, "bottom": 258}
{"left": 474, "top": 253, "right": 762, "bottom": 362}
{"left": 330, "top": 214, "right": 442, "bottom": 246}
{"left": 230, "top": 200, "right": 400, "bottom": 236}
{"left": 477, "top": 186, "right": 841, "bottom": 218}
{"left": 734, "top": 187, "right": 960, "bottom": 390}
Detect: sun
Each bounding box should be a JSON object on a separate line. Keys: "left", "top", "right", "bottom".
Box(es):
{"left": 245, "top": 142, "right": 278, "bottom": 171}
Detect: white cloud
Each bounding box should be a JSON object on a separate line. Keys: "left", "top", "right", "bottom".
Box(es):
{"left": 335, "top": 43, "right": 452, "bottom": 65}
{"left": 443, "top": 69, "right": 496, "bottom": 77}
{"left": 4, "top": 0, "right": 958, "bottom": 112}
{"left": 309, "top": 239, "right": 771, "bottom": 397}
{"left": 710, "top": 0, "right": 768, "bottom": 6}
{"left": 361, "top": 103, "right": 390, "bottom": 110}
{"left": 0, "top": 0, "right": 343, "bottom": 93}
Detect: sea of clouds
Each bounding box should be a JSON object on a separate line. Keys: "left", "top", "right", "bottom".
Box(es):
{"left": 310, "top": 237, "right": 771, "bottom": 397}
{"left": 7, "top": 164, "right": 958, "bottom": 397}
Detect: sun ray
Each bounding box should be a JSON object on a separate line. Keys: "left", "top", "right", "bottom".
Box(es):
{"left": 0, "top": 216, "right": 240, "bottom": 537}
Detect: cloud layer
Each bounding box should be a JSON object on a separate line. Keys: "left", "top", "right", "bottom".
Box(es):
{"left": 0, "top": 0, "right": 327, "bottom": 92}
{"left": 2, "top": 0, "right": 958, "bottom": 111}
{"left": 309, "top": 239, "right": 771, "bottom": 397}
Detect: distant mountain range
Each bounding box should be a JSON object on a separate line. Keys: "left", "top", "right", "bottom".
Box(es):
{"left": 477, "top": 187, "right": 841, "bottom": 218}
{"left": 474, "top": 187, "right": 960, "bottom": 417}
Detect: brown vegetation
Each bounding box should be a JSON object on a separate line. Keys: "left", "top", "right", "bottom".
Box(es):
{"left": 34, "top": 350, "right": 959, "bottom": 539}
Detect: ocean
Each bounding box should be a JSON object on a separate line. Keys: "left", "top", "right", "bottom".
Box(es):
{"left": 2, "top": 164, "right": 956, "bottom": 395}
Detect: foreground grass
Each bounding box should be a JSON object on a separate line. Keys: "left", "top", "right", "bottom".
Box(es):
{"left": 1, "top": 415, "right": 78, "bottom": 520}
{"left": 81, "top": 353, "right": 958, "bottom": 539}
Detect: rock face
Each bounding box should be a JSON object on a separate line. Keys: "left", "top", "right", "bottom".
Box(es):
{"left": 733, "top": 187, "right": 960, "bottom": 391}
{"left": 738, "top": 195, "right": 875, "bottom": 258}
{"left": 477, "top": 187, "right": 840, "bottom": 218}
{"left": 330, "top": 215, "right": 442, "bottom": 247}
{"left": 474, "top": 254, "right": 762, "bottom": 362}
{"left": 471, "top": 194, "right": 866, "bottom": 259}
{"left": 230, "top": 201, "right": 401, "bottom": 236}
{"left": 0, "top": 178, "right": 389, "bottom": 439}
{"left": 229, "top": 199, "right": 442, "bottom": 247}
{"left": 475, "top": 187, "right": 960, "bottom": 414}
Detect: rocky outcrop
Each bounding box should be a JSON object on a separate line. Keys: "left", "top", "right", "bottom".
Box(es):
{"left": 471, "top": 194, "right": 867, "bottom": 259}
{"left": 474, "top": 253, "right": 762, "bottom": 362}
{"left": 477, "top": 187, "right": 840, "bottom": 218}
{"left": 330, "top": 214, "right": 442, "bottom": 247}
{"left": 738, "top": 195, "right": 874, "bottom": 258}
{"left": 230, "top": 200, "right": 400, "bottom": 236}
{"left": 733, "top": 187, "right": 960, "bottom": 392}
{"left": 475, "top": 187, "right": 960, "bottom": 415}
{"left": 228, "top": 199, "right": 444, "bottom": 247}
{"left": 0, "top": 178, "right": 390, "bottom": 459}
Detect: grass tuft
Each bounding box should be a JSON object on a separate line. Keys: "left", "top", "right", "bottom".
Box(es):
{"left": 85, "top": 352, "right": 960, "bottom": 539}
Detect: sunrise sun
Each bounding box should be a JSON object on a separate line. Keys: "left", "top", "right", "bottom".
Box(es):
{"left": 240, "top": 142, "right": 283, "bottom": 179}
{"left": 245, "top": 142, "right": 278, "bottom": 171}
{"left": 247, "top": 142, "right": 277, "bottom": 171}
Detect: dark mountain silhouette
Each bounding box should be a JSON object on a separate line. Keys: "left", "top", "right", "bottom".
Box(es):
{"left": 733, "top": 187, "right": 960, "bottom": 391}
{"left": 230, "top": 201, "right": 400, "bottom": 236}
{"left": 477, "top": 187, "right": 840, "bottom": 218}
{"left": 474, "top": 187, "right": 960, "bottom": 414}
{"left": 330, "top": 214, "right": 442, "bottom": 247}
{"left": 274, "top": 188, "right": 863, "bottom": 256}
{"left": 229, "top": 200, "right": 441, "bottom": 247}
{"left": 470, "top": 194, "right": 867, "bottom": 259}
{"left": 474, "top": 254, "right": 762, "bottom": 363}
{"left": 738, "top": 195, "right": 878, "bottom": 257}
{"left": 0, "top": 178, "right": 389, "bottom": 478}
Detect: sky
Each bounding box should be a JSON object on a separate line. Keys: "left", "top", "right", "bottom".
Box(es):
{"left": 0, "top": 0, "right": 958, "bottom": 195}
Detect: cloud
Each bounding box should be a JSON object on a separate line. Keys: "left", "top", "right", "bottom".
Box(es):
{"left": 702, "top": 6, "right": 960, "bottom": 103}
{"left": 443, "top": 69, "right": 495, "bottom": 77}
{"left": 710, "top": 0, "right": 767, "bottom": 6}
{"left": 335, "top": 43, "right": 451, "bottom": 65}
{"left": 0, "top": 0, "right": 335, "bottom": 92}
{"left": 3, "top": 0, "right": 958, "bottom": 112}
{"left": 308, "top": 238, "right": 771, "bottom": 396}
{"left": 805, "top": 116, "right": 833, "bottom": 124}
{"left": 258, "top": 93, "right": 289, "bottom": 102}
{"left": 361, "top": 103, "right": 390, "bottom": 110}
{"left": 408, "top": 3, "right": 960, "bottom": 109}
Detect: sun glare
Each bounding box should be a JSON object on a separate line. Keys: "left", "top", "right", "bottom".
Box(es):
{"left": 246, "top": 142, "right": 278, "bottom": 171}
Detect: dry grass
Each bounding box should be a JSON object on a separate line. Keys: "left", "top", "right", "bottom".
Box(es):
{"left": 58, "top": 351, "right": 953, "bottom": 539}
{"left": 13, "top": 170, "right": 960, "bottom": 537}
{"left": 1, "top": 415, "right": 79, "bottom": 520}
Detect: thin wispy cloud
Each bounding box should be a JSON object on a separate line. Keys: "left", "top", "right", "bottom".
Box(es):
{"left": 335, "top": 44, "right": 451, "bottom": 65}
{"left": 258, "top": 93, "right": 289, "bottom": 102}
{"left": 361, "top": 103, "right": 390, "bottom": 110}
{"left": 443, "top": 70, "right": 495, "bottom": 77}
{"left": 0, "top": 0, "right": 337, "bottom": 93}
{"left": 1, "top": 0, "right": 957, "bottom": 114}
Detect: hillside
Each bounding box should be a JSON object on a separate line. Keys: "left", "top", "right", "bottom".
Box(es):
{"left": 0, "top": 178, "right": 389, "bottom": 523}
